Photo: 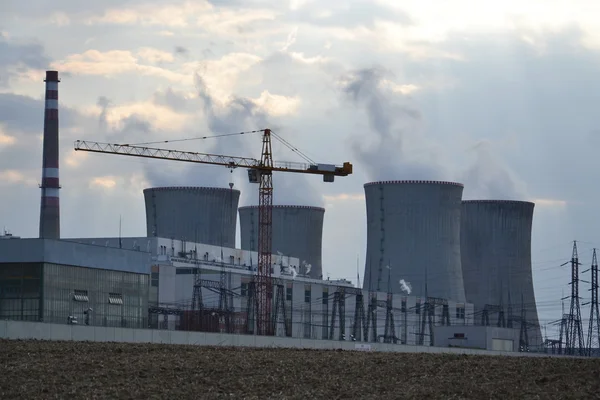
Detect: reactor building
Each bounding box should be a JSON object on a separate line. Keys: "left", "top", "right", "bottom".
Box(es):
{"left": 143, "top": 186, "right": 240, "bottom": 248}
{"left": 460, "top": 200, "right": 542, "bottom": 346}
{"left": 362, "top": 180, "right": 466, "bottom": 303}
{"left": 238, "top": 205, "right": 325, "bottom": 279}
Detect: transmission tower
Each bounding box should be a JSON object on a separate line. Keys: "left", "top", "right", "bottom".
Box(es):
{"left": 583, "top": 248, "right": 600, "bottom": 356}
{"left": 518, "top": 294, "right": 529, "bottom": 352}
{"left": 383, "top": 265, "right": 396, "bottom": 344}
{"left": 329, "top": 288, "right": 346, "bottom": 340}
{"left": 565, "top": 241, "right": 585, "bottom": 356}
{"left": 352, "top": 289, "right": 366, "bottom": 341}
{"left": 272, "top": 279, "right": 289, "bottom": 336}
{"left": 365, "top": 262, "right": 378, "bottom": 342}
{"left": 191, "top": 264, "right": 203, "bottom": 330}
{"left": 218, "top": 248, "right": 232, "bottom": 333}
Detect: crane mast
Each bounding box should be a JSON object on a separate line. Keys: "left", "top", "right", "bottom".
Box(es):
{"left": 257, "top": 130, "right": 273, "bottom": 335}
{"left": 74, "top": 128, "right": 352, "bottom": 336}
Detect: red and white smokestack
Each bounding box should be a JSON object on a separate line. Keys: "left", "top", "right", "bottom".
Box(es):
{"left": 39, "top": 70, "right": 61, "bottom": 239}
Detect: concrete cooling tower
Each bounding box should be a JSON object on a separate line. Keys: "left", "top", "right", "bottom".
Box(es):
{"left": 239, "top": 205, "right": 325, "bottom": 279}
{"left": 362, "top": 181, "right": 465, "bottom": 302}
{"left": 460, "top": 200, "right": 542, "bottom": 346}
{"left": 144, "top": 186, "right": 240, "bottom": 247}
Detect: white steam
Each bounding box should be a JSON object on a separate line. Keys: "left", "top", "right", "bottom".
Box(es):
{"left": 302, "top": 260, "right": 312, "bottom": 275}
{"left": 399, "top": 279, "right": 412, "bottom": 295}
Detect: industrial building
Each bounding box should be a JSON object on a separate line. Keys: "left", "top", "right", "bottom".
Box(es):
{"left": 0, "top": 69, "right": 552, "bottom": 354}
{"left": 362, "top": 180, "right": 466, "bottom": 303}
{"left": 0, "top": 237, "right": 150, "bottom": 327}
{"left": 144, "top": 186, "right": 240, "bottom": 248}
{"left": 239, "top": 205, "right": 325, "bottom": 279}
{"left": 460, "top": 200, "right": 542, "bottom": 347}
{"left": 63, "top": 236, "right": 474, "bottom": 343}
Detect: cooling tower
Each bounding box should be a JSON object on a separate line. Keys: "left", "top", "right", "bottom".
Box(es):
{"left": 144, "top": 186, "right": 240, "bottom": 247}
{"left": 461, "top": 200, "right": 542, "bottom": 345}
{"left": 39, "top": 71, "right": 61, "bottom": 239}
{"left": 363, "top": 180, "right": 465, "bottom": 302}
{"left": 239, "top": 205, "right": 325, "bottom": 279}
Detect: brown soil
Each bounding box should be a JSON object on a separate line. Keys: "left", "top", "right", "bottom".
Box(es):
{"left": 0, "top": 339, "right": 599, "bottom": 399}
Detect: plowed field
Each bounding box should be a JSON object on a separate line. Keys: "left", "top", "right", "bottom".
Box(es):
{"left": 1, "top": 340, "right": 599, "bottom": 399}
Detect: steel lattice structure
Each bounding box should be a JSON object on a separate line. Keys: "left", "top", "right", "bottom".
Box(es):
{"left": 75, "top": 129, "right": 352, "bottom": 336}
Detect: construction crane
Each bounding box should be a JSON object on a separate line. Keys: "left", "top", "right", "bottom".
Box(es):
{"left": 74, "top": 129, "right": 352, "bottom": 336}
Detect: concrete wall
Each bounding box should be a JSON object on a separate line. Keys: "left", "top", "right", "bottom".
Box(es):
{"left": 239, "top": 205, "right": 325, "bottom": 279}
{"left": 433, "top": 325, "right": 521, "bottom": 352}
{"left": 0, "top": 238, "right": 151, "bottom": 274}
{"left": 460, "top": 200, "right": 542, "bottom": 347}
{"left": 144, "top": 187, "right": 240, "bottom": 248}
{"left": 362, "top": 181, "right": 465, "bottom": 302}
{"left": 0, "top": 320, "right": 576, "bottom": 358}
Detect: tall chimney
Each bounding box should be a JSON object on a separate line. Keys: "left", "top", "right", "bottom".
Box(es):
{"left": 39, "top": 70, "right": 61, "bottom": 239}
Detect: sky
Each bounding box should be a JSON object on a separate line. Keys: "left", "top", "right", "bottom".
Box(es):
{"left": 2, "top": 0, "right": 600, "bottom": 341}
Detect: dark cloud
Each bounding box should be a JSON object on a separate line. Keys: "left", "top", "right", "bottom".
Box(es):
{"left": 0, "top": 93, "right": 81, "bottom": 135}
{"left": 96, "top": 96, "right": 111, "bottom": 131}
{"left": 0, "top": 36, "right": 50, "bottom": 87}
{"left": 403, "top": 27, "right": 600, "bottom": 201}
{"left": 340, "top": 66, "right": 446, "bottom": 182}
{"left": 143, "top": 76, "right": 324, "bottom": 206}
{"left": 152, "top": 88, "right": 192, "bottom": 113}
{"left": 174, "top": 46, "right": 188, "bottom": 56}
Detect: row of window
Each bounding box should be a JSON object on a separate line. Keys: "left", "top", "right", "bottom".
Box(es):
{"left": 72, "top": 290, "right": 124, "bottom": 306}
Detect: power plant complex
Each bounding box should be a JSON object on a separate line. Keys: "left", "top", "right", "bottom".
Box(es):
{"left": 1, "top": 70, "right": 582, "bottom": 355}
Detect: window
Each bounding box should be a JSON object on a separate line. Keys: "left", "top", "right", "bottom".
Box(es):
{"left": 151, "top": 272, "right": 159, "bottom": 287}
{"left": 241, "top": 282, "right": 248, "bottom": 297}
{"left": 322, "top": 291, "right": 328, "bottom": 305}
{"left": 456, "top": 305, "right": 465, "bottom": 319}
{"left": 108, "top": 293, "right": 123, "bottom": 305}
{"left": 304, "top": 288, "right": 311, "bottom": 303}
{"left": 415, "top": 300, "right": 420, "bottom": 314}
{"left": 229, "top": 255, "right": 235, "bottom": 264}
{"left": 175, "top": 268, "right": 193, "bottom": 275}
{"left": 286, "top": 287, "right": 292, "bottom": 301}
{"left": 73, "top": 290, "right": 89, "bottom": 302}
{"left": 401, "top": 299, "right": 406, "bottom": 312}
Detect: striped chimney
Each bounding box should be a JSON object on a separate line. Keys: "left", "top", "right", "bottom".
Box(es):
{"left": 39, "top": 70, "right": 61, "bottom": 239}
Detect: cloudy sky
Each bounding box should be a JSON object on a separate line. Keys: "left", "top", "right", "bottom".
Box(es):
{"left": 2, "top": 0, "right": 600, "bottom": 339}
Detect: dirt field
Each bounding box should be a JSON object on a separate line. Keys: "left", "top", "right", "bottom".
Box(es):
{"left": 0, "top": 340, "right": 599, "bottom": 399}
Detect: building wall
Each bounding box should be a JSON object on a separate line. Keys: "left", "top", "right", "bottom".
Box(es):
{"left": 239, "top": 206, "right": 325, "bottom": 279}
{"left": 42, "top": 263, "right": 149, "bottom": 328}
{"left": 460, "top": 200, "right": 542, "bottom": 347}
{"left": 362, "top": 181, "right": 466, "bottom": 302}
{"left": 144, "top": 187, "right": 240, "bottom": 248}
{"left": 68, "top": 236, "right": 301, "bottom": 276}
{"left": 433, "top": 326, "right": 521, "bottom": 352}
{"left": 0, "top": 263, "right": 43, "bottom": 321}
{"left": 155, "top": 262, "right": 475, "bottom": 344}
{"left": 0, "top": 261, "right": 149, "bottom": 329}
{"left": 0, "top": 238, "right": 151, "bottom": 275}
